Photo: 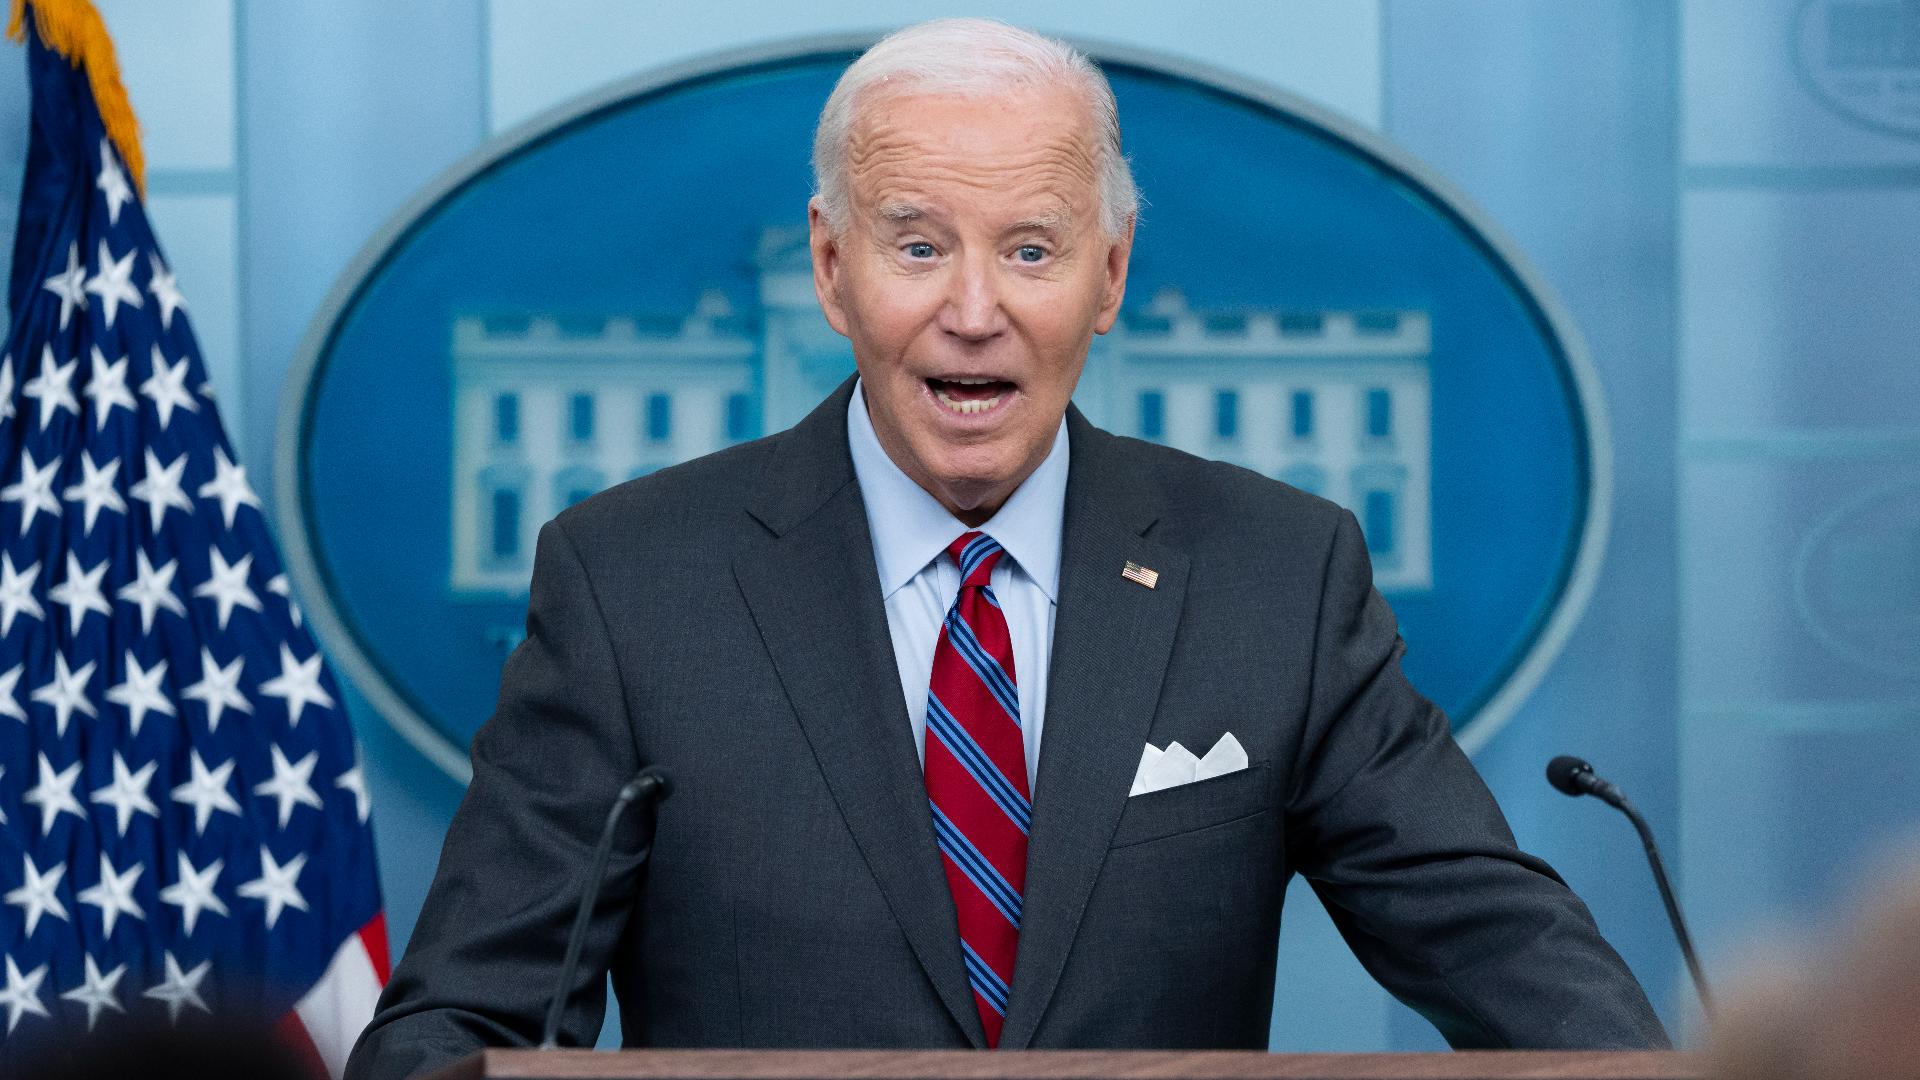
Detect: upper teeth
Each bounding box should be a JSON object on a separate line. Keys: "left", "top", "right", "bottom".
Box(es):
{"left": 947, "top": 377, "right": 996, "bottom": 385}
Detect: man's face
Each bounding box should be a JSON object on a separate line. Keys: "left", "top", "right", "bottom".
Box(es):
{"left": 810, "top": 84, "right": 1133, "bottom": 524}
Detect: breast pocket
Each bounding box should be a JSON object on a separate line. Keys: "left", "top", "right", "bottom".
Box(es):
{"left": 1108, "top": 762, "right": 1272, "bottom": 849}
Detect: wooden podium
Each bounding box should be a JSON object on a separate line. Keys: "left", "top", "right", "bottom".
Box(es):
{"left": 426, "top": 1050, "right": 1702, "bottom": 1080}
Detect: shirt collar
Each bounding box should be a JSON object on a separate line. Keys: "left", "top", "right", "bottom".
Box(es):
{"left": 848, "top": 378, "right": 1068, "bottom": 603}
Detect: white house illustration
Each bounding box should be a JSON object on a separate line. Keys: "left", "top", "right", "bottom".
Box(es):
{"left": 450, "top": 227, "right": 1431, "bottom": 595}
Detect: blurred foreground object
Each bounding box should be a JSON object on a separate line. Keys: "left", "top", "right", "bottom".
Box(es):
{"left": 15, "top": 1016, "right": 319, "bottom": 1080}
{"left": 0, "top": 1, "right": 386, "bottom": 1074}
{"left": 1709, "top": 853, "right": 1920, "bottom": 1080}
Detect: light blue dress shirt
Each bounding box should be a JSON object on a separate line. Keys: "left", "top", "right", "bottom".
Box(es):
{"left": 847, "top": 381, "right": 1068, "bottom": 790}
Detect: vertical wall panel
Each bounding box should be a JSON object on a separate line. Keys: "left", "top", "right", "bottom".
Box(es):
{"left": 98, "top": 0, "right": 236, "bottom": 171}
{"left": 239, "top": 0, "right": 487, "bottom": 957}
{"left": 240, "top": 0, "right": 487, "bottom": 510}
{"left": 1677, "top": 0, "right": 1920, "bottom": 1018}
{"left": 0, "top": 46, "right": 30, "bottom": 329}
{"left": 1384, "top": 0, "right": 1683, "bottom": 1044}
{"left": 1681, "top": 188, "right": 1920, "bottom": 433}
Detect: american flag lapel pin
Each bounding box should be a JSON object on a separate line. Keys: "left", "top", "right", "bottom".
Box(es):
{"left": 1121, "top": 561, "right": 1160, "bottom": 589}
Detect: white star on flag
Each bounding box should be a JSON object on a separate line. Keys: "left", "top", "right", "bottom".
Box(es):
{"left": 39, "top": 241, "right": 87, "bottom": 331}
{"left": 90, "top": 751, "right": 161, "bottom": 836}
{"left": 0, "top": 664, "right": 24, "bottom": 724}
{"left": 0, "top": 449, "right": 62, "bottom": 533}
{"left": 95, "top": 138, "right": 133, "bottom": 225}
{"left": 81, "top": 346, "right": 137, "bottom": 430}
{"left": 129, "top": 447, "right": 195, "bottom": 529}
{"left": 105, "top": 651, "right": 176, "bottom": 736}
{"left": 0, "top": 553, "right": 44, "bottom": 633}
{"left": 255, "top": 744, "right": 325, "bottom": 828}
{"left": 143, "top": 951, "right": 212, "bottom": 1024}
{"left": 170, "top": 750, "right": 243, "bottom": 835}
{"left": 262, "top": 643, "right": 336, "bottom": 726}
{"left": 47, "top": 552, "right": 111, "bottom": 632}
{"left": 58, "top": 955, "right": 126, "bottom": 1031}
{"left": 4, "top": 853, "right": 71, "bottom": 936}
{"left": 238, "top": 846, "right": 310, "bottom": 929}
{"left": 115, "top": 550, "right": 188, "bottom": 634}
{"left": 29, "top": 651, "right": 98, "bottom": 735}
{"left": 266, "top": 572, "right": 304, "bottom": 627}
{"left": 199, "top": 447, "right": 262, "bottom": 529}
{"left": 76, "top": 852, "right": 146, "bottom": 939}
{"left": 140, "top": 346, "right": 199, "bottom": 429}
{"left": 337, "top": 752, "right": 372, "bottom": 824}
{"left": 21, "top": 347, "right": 78, "bottom": 430}
{"left": 21, "top": 754, "right": 85, "bottom": 834}
{"left": 148, "top": 253, "right": 186, "bottom": 330}
{"left": 83, "top": 239, "right": 142, "bottom": 330}
{"left": 181, "top": 647, "right": 250, "bottom": 732}
{"left": 158, "top": 853, "right": 229, "bottom": 935}
{"left": 0, "top": 957, "right": 49, "bottom": 1034}
{"left": 61, "top": 449, "right": 127, "bottom": 535}
{"left": 193, "top": 546, "right": 263, "bottom": 630}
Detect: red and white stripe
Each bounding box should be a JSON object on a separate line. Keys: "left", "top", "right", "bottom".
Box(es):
{"left": 279, "top": 914, "right": 392, "bottom": 1078}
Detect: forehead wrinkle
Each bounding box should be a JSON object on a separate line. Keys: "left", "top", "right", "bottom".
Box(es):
{"left": 859, "top": 159, "right": 1096, "bottom": 226}
{"left": 855, "top": 144, "right": 1097, "bottom": 196}
{"left": 845, "top": 99, "right": 1103, "bottom": 210}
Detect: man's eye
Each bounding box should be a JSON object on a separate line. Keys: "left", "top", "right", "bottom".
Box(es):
{"left": 1015, "top": 245, "right": 1047, "bottom": 263}
{"left": 904, "top": 243, "right": 936, "bottom": 259}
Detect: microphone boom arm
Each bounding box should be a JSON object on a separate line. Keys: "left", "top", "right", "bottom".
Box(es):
{"left": 1547, "top": 755, "right": 1714, "bottom": 1021}
{"left": 540, "top": 767, "right": 672, "bottom": 1049}
{"left": 1606, "top": 787, "right": 1714, "bottom": 1021}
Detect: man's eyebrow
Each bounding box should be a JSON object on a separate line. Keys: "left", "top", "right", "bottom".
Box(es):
{"left": 873, "top": 203, "right": 1069, "bottom": 232}
{"left": 1007, "top": 207, "right": 1071, "bottom": 233}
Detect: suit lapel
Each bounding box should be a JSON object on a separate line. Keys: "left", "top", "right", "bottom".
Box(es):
{"left": 997, "top": 413, "right": 1189, "bottom": 1050}
{"left": 732, "top": 380, "right": 987, "bottom": 1047}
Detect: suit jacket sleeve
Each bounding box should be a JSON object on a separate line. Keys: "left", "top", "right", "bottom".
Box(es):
{"left": 1284, "top": 510, "right": 1670, "bottom": 1049}
{"left": 346, "top": 519, "right": 645, "bottom": 1080}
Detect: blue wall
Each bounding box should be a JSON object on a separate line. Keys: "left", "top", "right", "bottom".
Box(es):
{"left": 5, "top": 0, "right": 1916, "bottom": 1053}
{"left": 1379, "top": 2, "right": 1683, "bottom": 1044}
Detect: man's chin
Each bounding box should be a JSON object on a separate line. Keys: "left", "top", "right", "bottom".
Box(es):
{"left": 922, "top": 460, "right": 1028, "bottom": 518}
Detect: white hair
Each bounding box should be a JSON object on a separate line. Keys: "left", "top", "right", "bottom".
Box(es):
{"left": 811, "top": 18, "right": 1139, "bottom": 240}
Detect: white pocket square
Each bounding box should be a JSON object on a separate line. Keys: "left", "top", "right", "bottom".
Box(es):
{"left": 1129, "top": 732, "right": 1248, "bottom": 796}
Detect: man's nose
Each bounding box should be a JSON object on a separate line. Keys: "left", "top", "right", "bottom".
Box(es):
{"left": 939, "top": 254, "right": 1007, "bottom": 341}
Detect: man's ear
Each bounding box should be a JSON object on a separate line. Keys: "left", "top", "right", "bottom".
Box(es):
{"left": 1092, "top": 215, "right": 1136, "bottom": 335}
{"left": 809, "top": 198, "right": 852, "bottom": 339}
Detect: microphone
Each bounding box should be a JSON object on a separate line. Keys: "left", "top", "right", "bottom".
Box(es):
{"left": 1545, "top": 755, "right": 1714, "bottom": 1019}
{"left": 539, "top": 766, "right": 673, "bottom": 1048}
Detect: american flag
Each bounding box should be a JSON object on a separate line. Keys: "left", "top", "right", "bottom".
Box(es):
{"left": 0, "top": 5, "right": 386, "bottom": 1075}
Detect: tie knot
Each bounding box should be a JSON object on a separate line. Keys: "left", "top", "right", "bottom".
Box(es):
{"left": 947, "top": 531, "right": 1005, "bottom": 588}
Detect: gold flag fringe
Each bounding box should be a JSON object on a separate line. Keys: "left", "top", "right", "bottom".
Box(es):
{"left": 7, "top": 0, "right": 145, "bottom": 195}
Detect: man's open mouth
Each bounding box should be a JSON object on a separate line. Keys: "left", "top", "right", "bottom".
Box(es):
{"left": 927, "top": 376, "right": 1016, "bottom": 415}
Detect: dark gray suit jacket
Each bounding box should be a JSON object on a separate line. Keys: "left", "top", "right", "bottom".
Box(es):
{"left": 347, "top": 380, "right": 1667, "bottom": 1080}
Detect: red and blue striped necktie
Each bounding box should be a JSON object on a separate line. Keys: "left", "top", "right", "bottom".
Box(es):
{"left": 924, "top": 531, "right": 1031, "bottom": 1047}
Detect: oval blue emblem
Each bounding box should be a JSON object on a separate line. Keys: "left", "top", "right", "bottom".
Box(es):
{"left": 278, "top": 38, "right": 1608, "bottom": 781}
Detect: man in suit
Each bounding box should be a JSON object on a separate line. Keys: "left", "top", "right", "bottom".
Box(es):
{"left": 347, "top": 18, "right": 1666, "bottom": 1079}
